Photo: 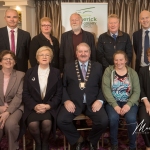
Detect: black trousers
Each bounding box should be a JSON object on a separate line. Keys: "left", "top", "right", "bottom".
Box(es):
{"left": 57, "top": 104, "right": 108, "bottom": 146}
{"left": 138, "top": 103, "right": 150, "bottom": 147}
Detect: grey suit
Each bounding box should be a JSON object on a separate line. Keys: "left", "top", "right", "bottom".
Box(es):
{"left": 0, "top": 69, "right": 24, "bottom": 150}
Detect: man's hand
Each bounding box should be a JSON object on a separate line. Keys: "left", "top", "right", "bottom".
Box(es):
{"left": 143, "top": 99, "right": 150, "bottom": 116}
{"left": 0, "top": 111, "right": 10, "bottom": 129}
{"left": 120, "top": 104, "right": 130, "bottom": 116}
{"left": 92, "top": 100, "right": 102, "bottom": 112}
{"left": 0, "top": 106, "right": 8, "bottom": 114}
{"left": 64, "top": 100, "right": 76, "bottom": 113}
{"left": 114, "top": 106, "right": 121, "bottom": 114}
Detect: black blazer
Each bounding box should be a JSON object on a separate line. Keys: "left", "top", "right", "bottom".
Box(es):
{"left": 63, "top": 61, "right": 104, "bottom": 115}
{"left": 29, "top": 33, "right": 59, "bottom": 69}
{"left": 20, "top": 65, "right": 62, "bottom": 138}
{"left": 133, "top": 29, "right": 142, "bottom": 73}
{"left": 139, "top": 66, "right": 150, "bottom": 102}
{"left": 0, "top": 27, "right": 31, "bottom": 72}
{"left": 59, "top": 30, "right": 96, "bottom": 72}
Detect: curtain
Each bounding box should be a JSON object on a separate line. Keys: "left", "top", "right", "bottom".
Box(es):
{"left": 34, "top": 0, "right": 62, "bottom": 41}
{"left": 34, "top": 0, "right": 150, "bottom": 68}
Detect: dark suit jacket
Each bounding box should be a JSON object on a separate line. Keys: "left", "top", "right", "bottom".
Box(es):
{"left": 139, "top": 66, "right": 150, "bottom": 102}
{"left": 19, "top": 65, "right": 62, "bottom": 138}
{"left": 29, "top": 33, "right": 59, "bottom": 69}
{"left": 0, "top": 27, "right": 31, "bottom": 72}
{"left": 59, "top": 30, "right": 96, "bottom": 72}
{"left": 0, "top": 69, "right": 24, "bottom": 114}
{"left": 133, "top": 29, "right": 142, "bottom": 73}
{"left": 63, "top": 61, "right": 104, "bottom": 115}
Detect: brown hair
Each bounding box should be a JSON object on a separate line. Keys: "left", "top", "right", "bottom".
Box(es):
{"left": 40, "top": 17, "right": 52, "bottom": 25}
{"left": 113, "top": 50, "right": 128, "bottom": 63}
{"left": 146, "top": 48, "right": 150, "bottom": 56}
{"left": 0, "top": 50, "right": 17, "bottom": 63}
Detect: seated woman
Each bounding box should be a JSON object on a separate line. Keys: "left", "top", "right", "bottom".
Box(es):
{"left": 21, "top": 46, "right": 62, "bottom": 150}
{"left": 138, "top": 48, "right": 150, "bottom": 150}
{"left": 0, "top": 50, "right": 24, "bottom": 150}
{"left": 102, "top": 50, "right": 140, "bottom": 150}
{"left": 29, "top": 17, "right": 59, "bottom": 69}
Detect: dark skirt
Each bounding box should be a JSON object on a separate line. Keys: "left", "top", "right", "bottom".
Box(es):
{"left": 27, "top": 111, "right": 52, "bottom": 125}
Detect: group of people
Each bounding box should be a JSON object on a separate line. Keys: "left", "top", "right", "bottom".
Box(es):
{"left": 0, "top": 7, "right": 150, "bottom": 150}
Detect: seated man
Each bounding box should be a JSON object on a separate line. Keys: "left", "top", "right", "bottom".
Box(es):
{"left": 57, "top": 42, "right": 108, "bottom": 150}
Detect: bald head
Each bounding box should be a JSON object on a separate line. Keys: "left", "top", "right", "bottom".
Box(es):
{"left": 139, "top": 10, "right": 150, "bottom": 29}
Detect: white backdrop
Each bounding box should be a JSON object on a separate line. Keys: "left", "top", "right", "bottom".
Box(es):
{"left": 61, "top": 3, "right": 108, "bottom": 38}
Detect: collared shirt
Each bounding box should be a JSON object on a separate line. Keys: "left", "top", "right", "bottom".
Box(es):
{"left": 110, "top": 32, "right": 118, "bottom": 38}
{"left": 72, "top": 29, "right": 83, "bottom": 58}
{"left": 78, "top": 60, "right": 103, "bottom": 104}
{"left": 141, "top": 66, "right": 150, "bottom": 101}
{"left": 7, "top": 26, "right": 18, "bottom": 54}
{"left": 140, "top": 28, "right": 150, "bottom": 67}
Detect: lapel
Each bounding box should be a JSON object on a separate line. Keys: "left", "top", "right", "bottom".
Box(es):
{"left": 2, "top": 27, "right": 10, "bottom": 50}
{"left": 5, "top": 70, "right": 17, "bottom": 98}
{"left": 82, "top": 30, "right": 87, "bottom": 42}
{"left": 16, "top": 28, "right": 23, "bottom": 56}
{"left": 0, "top": 70, "right": 4, "bottom": 103}
{"left": 138, "top": 29, "right": 142, "bottom": 54}
{"left": 29, "top": 65, "right": 41, "bottom": 97}
{"left": 68, "top": 31, "right": 74, "bottom": 57}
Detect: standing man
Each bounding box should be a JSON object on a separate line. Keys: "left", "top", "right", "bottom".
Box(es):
{"left": 97, "top": 14, "right": 132, "bottom": 70}
{"left": 0, "top": 8, "right": 31, "bottom": 72}
{"left": 59, "top": 13, "right": 96, "bottom": 72}
{"left": 133, "top": 10, "right": 150, "bottom": 73}
{"left": 57, "top": 43, "right": 108, "bottom": 150}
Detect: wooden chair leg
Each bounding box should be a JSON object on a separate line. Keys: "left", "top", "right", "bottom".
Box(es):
{"left": 63, "top": 136, "right": 66, "bottom": 150}
{"left": 33, "top": 140, "right": 35, "bottom": 150}
{"left": 23, "top": 134, "right": 26, "bottom": 150}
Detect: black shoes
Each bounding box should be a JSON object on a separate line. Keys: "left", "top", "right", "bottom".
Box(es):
{"left": 89, "top": 142, "right": 97, "bottom": 150}
{"left": 110, "top": 145, "right": 118, "bottom": 150}
{"left": 70, "top": 142, "right": 83, "bottom": 150}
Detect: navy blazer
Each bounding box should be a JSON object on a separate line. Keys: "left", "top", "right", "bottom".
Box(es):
{"left": 19, "top": 65, "right": 62, "bottom": 138}
{"left": 0, "top": 27, "right": 31, "bottom": 72}
{"left": 63, "top": 61, "right": 104, "bottom": 115}
{"left": 133, "top": 29, "right": 142, "bottom": 73}
{"left": 59, "top": 30, "right": 96, "bottom": 72}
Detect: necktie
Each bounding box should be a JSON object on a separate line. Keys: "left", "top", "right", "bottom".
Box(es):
{"left": 81, "top": 64, "right": 86, "bottom": 80}
{"left": 112, "top": 34, "right": 117, "bottom": 41}
{"left": 144, "top": 30, "right": 149, "bottom": 64}
{"left": 10, "top": 30, "right": 15, "bottom": 53}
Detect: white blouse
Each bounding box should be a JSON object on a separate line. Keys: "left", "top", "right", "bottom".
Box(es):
{"left": 38, "top": 66, "right": 50, "bottom": 99}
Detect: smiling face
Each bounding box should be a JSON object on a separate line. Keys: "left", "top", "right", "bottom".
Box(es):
{"left": 70, "top": 13, "right": 82, "bottom": 32}
{"left": 76, "top": 43, "right": 91, "bottom": 63}
{"left": 37, "top": 50, "right": 52, "bottom": 66}
{"left": 0, "top": 54, "right": 15, "bottom": 69}
{"left": 114, "top": 53, "right": 127, "bottom": 70}
{"left": 5, "top": 9, "right": 18, "bottom": 29}
{"left": 139, "top": 10, "right": 150, "bottom": 30}
{"left": 108, "top": 17, "right": 120, "bottom": 34}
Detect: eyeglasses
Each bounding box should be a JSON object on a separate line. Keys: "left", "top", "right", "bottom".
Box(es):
{"left": 2, "top": 58, "right": 14, "bottom": 61}
{"left": 38, "top": 54, "right": 50, "bottom": 57}
{"left": 41, "top": 24, "right": 51, "bottom": 27}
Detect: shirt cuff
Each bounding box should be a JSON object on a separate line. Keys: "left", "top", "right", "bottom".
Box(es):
{"left": 141, "top": 97, "right": 147, "bottom": 102}
{"left": 98, "top": 100, "right": 103, "bottom": 104}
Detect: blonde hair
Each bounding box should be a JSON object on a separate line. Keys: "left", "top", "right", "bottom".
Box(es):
{"left": 76, "top": 42, "right": 91, "bottom": 52}
{"left": 5, "top": 8, "right": 18, "bottom": 17}
{"left": 36, "top": 46, "right": 53, "bottom": 60}
{"left": 146, "top": 48, "right": 150, "bottom": 56}
{"left": 40, "top": 17, "right": 52, "bottom": 25}
{"left": 108, "top": 14, "right": 119, "bottom": 21}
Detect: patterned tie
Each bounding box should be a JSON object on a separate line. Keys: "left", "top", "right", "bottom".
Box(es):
{"left": 10, "top": 30, "right": 15, "bottom": 53}
{"left": 144, "top": 30, "right": 149, "bottom": 64}
{"left": 81, "top": 63, "right": 86, "bottom": 80}
{"left": 112, "top": 34, "right": 117, "bottom": 41}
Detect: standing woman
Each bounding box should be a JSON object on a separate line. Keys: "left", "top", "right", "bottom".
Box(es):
{"left": 21, "top": 46, "right": 62, "bottom": 150}
{"left": 102, "top": 50, "right": 140, "bottom": 150}
{"left": 0, "top": 50, "right": 24, "bottom": 150}
{"left": 138, "top": 48, "right": 150, "bottom": 150}
{"left": 29, "top": 17, "right": 59, "bottom": 69}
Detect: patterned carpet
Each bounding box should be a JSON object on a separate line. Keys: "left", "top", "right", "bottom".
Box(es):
{"left": 0, "top": 120, "right": 146, "bottom": 150}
